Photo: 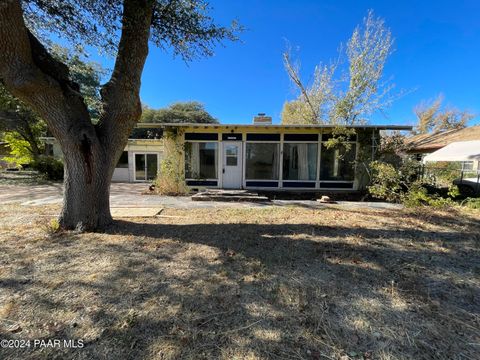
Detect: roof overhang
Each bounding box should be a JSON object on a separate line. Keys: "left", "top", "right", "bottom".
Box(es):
{"left": 40, "top": 137, "right": 163, "bottom": 144}
{"left": 136, "top": 123, "right": 413, "bottom": 131}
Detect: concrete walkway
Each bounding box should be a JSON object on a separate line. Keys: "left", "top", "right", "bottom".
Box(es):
{"left": 0, "top": 182, "right": 402, "bottom": 210}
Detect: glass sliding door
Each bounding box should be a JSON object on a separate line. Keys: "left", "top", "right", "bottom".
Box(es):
{"left": 135, "top": 154, "right": 146, "bottom": 181}
{"left": 134, "top": 153, "right": 158, "bottom": 181}
{"left": 146, "top": 154, "right": 158, "bottom": 180}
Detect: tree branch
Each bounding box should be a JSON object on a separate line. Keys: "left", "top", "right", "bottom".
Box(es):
{"left": 98, "top": 0, "right": 154, "bottom": 156}
{"left": 0, "top": 0, "right": 93, "bottom": 144}
{"left": 283, "top": 51, "right": 319, "bottom": 123}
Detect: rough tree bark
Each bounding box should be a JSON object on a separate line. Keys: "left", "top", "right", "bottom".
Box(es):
{"left": 0, "top": 0, "right": 154, "bottom": 231}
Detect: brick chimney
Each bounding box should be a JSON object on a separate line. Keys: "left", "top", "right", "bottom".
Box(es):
{"left": 253, "top": 113, "right": 272, "bottom": 125}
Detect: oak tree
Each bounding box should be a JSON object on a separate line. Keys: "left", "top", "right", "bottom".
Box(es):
{"left": 0, "top": 45, "right": 105, "bottom": 163}
{"left": 0, "top": 0, "right": 239, "bottom": 230}
{"left": 141, "top": 101, "right": 218, "bottom": 124}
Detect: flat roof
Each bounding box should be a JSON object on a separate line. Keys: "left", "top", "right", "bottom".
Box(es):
{"left": 136, "top": 122, "right": 413, "bottom": 131}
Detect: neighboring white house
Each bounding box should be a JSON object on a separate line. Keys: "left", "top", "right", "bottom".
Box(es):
{"left": 423, "top": 140, "right": 480, "bottom": 172}
{"left": 423, "top": 140, "right": 480, "bottom": 164}
{"left": 422, "top": 140, "right": 480, "bottom": 195}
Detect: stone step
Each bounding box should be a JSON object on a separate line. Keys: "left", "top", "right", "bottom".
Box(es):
{"left": 196, "top": 189, "right": 258, "bottom": 196}
{"left": 191, "top": 190, "right": 269, "bottom": 202}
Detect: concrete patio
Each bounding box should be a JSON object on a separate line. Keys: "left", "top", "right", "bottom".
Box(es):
{"left": 0, "top": 182, "right": 403, "bottom": 210}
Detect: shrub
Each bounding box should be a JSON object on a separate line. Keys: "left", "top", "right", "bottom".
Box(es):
{"left": 31, "top": 156, "right": 64, "bottom": 180}
{"left": 462, "top": 197, "right": 480, "bottom": 210}
{"left": 447, "top": 184, "right": 461, "bottom": 198}
{"left": 154, "top": 131, "right": 189, "bottom": 195}
{"left": 402, "top": 182, "right": 454, "bottom": 208}
{"left": 368, "top": 160, "right": 457, "bottom": 208}
{"left": 43, "top": 218, "right": 61, "bottom": 235}
{"left": 367, "top": 161, "right": 402, "bottom": 202}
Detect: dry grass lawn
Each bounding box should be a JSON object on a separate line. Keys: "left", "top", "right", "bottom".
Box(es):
{"left": 0, "top": 204, "right": 479, "bottom": 359}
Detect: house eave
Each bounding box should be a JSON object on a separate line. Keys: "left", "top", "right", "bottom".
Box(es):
{"left": 136, "top": 123, "right": 413, "bottom": 131}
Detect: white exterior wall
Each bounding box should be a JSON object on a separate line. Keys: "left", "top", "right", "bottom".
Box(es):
{"left": 120, "top": 140, "right": 164, "bottom": 182}
{"left": 43, "top": 137, "right": 164, "bottom": 183}
{"left": 112, "top": 168, "right": 129, "bottom": 182}
{"left": 52, "top": 143, "right": 63, "bottom": 159}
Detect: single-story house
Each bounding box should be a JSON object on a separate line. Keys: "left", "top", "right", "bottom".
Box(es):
{"left": 422, "top": 140, "right": 480, "bottom": 195}
{"left": 44, "top": 115, "right": 412, "bottom": 191}
{"left": 406, "top": 125, "right": 480, "bottom": 161}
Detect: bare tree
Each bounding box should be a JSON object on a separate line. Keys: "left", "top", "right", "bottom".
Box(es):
{"left": 282, "top": 10, "right": 395, "bottom": 125}
{"left": 414, "top": 95, "right": 472, "bottom": 134}
{"left": 282, "top": 47, "right": 336, "bottom": 124}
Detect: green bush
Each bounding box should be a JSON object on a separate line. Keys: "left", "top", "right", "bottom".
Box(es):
{"left": 367, "top": 161, "right": 402, "bottom": 202}
{"left": 31, "top": 156, "right": 64, "bottom": 180}
{"left": 368, "top": 160, "right": 423, "bottom": 202}
{"left": 462, "top": 197, "right": 480, "bottom": 210}
{"left": 402, "top": 183, "right": 454, "bottom": 208}
{"left": 368, "top": 160, "right": 457, "bottom": 208}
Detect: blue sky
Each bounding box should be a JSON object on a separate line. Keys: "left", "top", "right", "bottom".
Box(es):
{"left": 87, "top": 0, "right": 480, "bottom": 126}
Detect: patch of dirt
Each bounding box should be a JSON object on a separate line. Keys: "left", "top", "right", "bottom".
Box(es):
{"left": 0, "top": 204, "right": 478, "bottom": 359}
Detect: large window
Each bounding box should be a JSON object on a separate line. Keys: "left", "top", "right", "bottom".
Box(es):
{"left": 462, "top": 161, "right": 474, "bottom": 171}
{"left": 283, "top": 143, "right": 317, "bottom": 181}
{"left": 246, "top": 143, "right": 279, "bottom": 180}
{"left": 185, "top": 142, "right": 218, "bottom": 179}
{"left": 320, "top": 144, "right": 356, "bottom": 181}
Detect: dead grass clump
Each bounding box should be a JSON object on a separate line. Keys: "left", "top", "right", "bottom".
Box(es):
{"left": 0, "top": 204, "right": 478, "bottom": 359}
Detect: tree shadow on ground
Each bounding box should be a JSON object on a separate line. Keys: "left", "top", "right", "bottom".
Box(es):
{"left": 0, "top": 209, "right": 479, "bottom": 360}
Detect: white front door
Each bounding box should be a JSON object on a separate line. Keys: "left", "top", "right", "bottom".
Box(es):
{"left": 222, "top": 142, "right": 243, "bottom": 189}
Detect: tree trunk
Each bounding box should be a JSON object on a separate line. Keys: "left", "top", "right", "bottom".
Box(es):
{"left": 0, "top": 0, "right": 154, "bottom": 232}
{"left": 58, "top": 138, "right": 116, "bottom": 231}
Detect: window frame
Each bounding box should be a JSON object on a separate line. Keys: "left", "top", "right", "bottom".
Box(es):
{"left": 115, "top": 151, "right": 129, "bottom": 169}
{"left": 184, "top": 140, "right": 220, "bottom": 181}
{"left": 462, "top": 161, "right": 474, "bottom": 171}
{"left": 244, "top": 140, "right": 281, "bottom": 187}
{"left": 281, "top": 140, "right": 319, "bottom": 184}
{"left": 319, "top": 136, "right": 358, "bottom": 186}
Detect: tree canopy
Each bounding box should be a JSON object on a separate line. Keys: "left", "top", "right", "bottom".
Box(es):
{"left": 141, "top": 101, "right": 218, "bottom": 124}
{"left": 0, "top": 0, "right": 240, "bottom": 230}
{"left": 282, "top": 10, "right": 396, "bottom": 125}
{"left": 414, "top": 95, "right": 473, "bottom": 134}
{"left": 22, "top": 0, "right": 241, "bottom": 61}
{"left": 130, "top": 101, "right": 217, "bottom": 139}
